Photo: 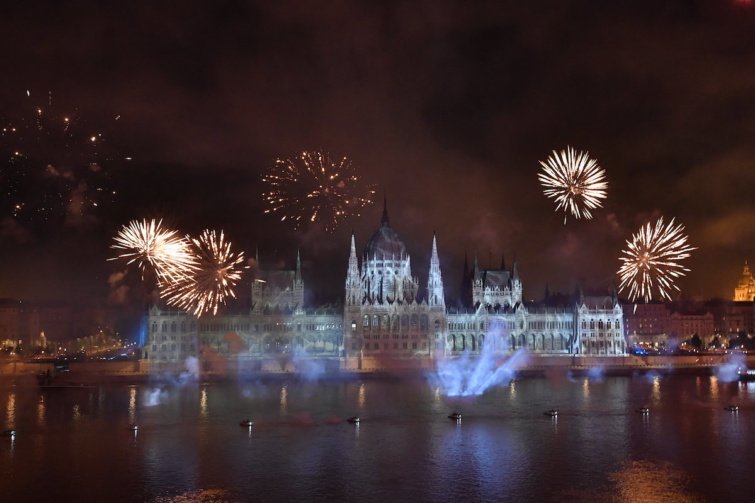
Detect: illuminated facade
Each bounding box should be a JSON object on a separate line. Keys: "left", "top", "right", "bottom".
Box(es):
{"left": 734, "top": 262, "right": 755, "bottom": 301}
{"left": 144, "top": 205, "right": 626, "bottom": 367}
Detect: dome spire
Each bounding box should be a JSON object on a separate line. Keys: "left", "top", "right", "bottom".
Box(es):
{"left": 381, "top": 196, "right": 389, "bottom": 227}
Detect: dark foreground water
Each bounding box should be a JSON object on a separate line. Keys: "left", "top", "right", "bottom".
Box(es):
{"left": 2, "top": 372, "right": 755, "bottom": 503}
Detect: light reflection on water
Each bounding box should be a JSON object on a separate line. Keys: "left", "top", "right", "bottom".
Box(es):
{"left": 1, "top": 375, "right": 753, "bottom": 502}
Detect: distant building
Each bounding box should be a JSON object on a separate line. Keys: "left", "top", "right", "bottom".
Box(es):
{"left": 145, "top": 203, "right": 627, "bottom": 368}
{"left": 734, "top": 262, "right": 755, "bottom": 301}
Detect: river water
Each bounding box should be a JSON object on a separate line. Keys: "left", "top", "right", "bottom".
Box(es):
{"left": 2, "top": 372, "right": 755, "bottom": 502}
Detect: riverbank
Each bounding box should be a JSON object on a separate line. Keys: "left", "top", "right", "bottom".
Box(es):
{"left": 2, "top": 353, "right": 752, "bottom": 386}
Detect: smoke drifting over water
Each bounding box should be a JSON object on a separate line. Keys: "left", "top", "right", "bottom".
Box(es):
{"left": 715, "top": 352, "right": 747, "bottom": 383}
{"left": 431, "top": 348, "right": 529, "bottom": 397}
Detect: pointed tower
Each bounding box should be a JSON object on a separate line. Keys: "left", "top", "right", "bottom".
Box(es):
{"left": 427, "top": 232, "right": 445, "bottom": 308}
{"left": 293, "top": 249, "right": 304, "bottom": 314}
{"left": 345, "top": 232, "right": 361, "bottom": 306}
{"left": 459, "top": 250, "right": 471, "bottom": 308}
{"left": 510, "top": 254, "right": 522, "bottom": 304}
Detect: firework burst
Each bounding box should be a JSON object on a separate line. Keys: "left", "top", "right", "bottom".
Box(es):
{"left": 538, "top": 146, "right": 608, "bottom": 222}
{"left": 162, "top": 230, "right": 247, "bottom": 316}
{"left": 261, "top": 150, "right": 375, "bottom": 231}
{"left": 617, "top": 217, "right": 696, "bottom": 302}
{"left": 109, "top": 219, "right": 197, "bottom": 285}
{"left": 1, "top": 91, "right": 124, "bottom": 229}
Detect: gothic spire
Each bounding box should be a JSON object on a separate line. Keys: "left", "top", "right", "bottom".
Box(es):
{"left": 295, "top": 249, "right": 301, "bottom": 282}
{"left": 345, "top": 232, "right": 361, "bottom": 306}
{"left": 473, "top": 250, "right": 480, "bottom": 280}
{"left": 427, "top": 231, "right": 445, "bottom": 307}
{"left": 381, "top": 196, "right": 389, "bottom": 227}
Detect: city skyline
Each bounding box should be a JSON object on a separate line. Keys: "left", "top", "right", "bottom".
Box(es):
{"left": 1, "top": 1, "right": 755, "bottom": 314}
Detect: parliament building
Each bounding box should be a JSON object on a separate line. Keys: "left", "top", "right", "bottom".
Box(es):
{"left": 144, "top": 204, "right": 626, "bottom": 371}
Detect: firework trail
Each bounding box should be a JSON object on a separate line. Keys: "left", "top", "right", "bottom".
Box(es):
{"left": 261, "top": 150, "right": 375, "bottom": 231}
{"left": 0, "top": 91, "right": 124, "bottom": 228}
{"left": 162, "top": 230, "right": 247, "bottom": 316}
{"left": 109, "top": 219, "right": 197, "bottom": 285}
{"left": 617, "top": 217, "right": 696, "bottom": 302}
{"left": 538, "top": 146, "right": 608, "bottom": 222}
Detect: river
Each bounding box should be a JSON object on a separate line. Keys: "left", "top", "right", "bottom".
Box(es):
{"left": 2, "top": 372, "right": 754, "bottom": 502}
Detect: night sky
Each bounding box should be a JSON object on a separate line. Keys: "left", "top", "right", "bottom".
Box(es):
{"left": 1, "top": 0, "right": 755, "bottom": 316}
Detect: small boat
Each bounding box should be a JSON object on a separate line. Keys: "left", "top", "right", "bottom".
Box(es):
{"left": 724, "top": 405, "right": 739, "bottom": 412}
{"left": 636, "top": 407, "right": 650, "bottom": 414}
{"left": 448, "top": 412, "right": 462, "bottom": 421}
{"left": 739, "top": 368, "right": 755, "bottom": 382}
{"left": 2, "top": 429, "right": 16, "bottom": 437}
{"left": 544, "top": 409, "right": 558, "bottom": 417}
{"left": 346, "top": 416, "right": 360, "bottom": 424}
{"left": 239, "top": 419, "right": 254, "bottom": 427}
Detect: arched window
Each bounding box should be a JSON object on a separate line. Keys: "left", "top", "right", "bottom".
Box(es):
{"left": 598, "top": 320, "right": 604, "bottom": 330}
{"left": 180, "top": 322, "right": 186, "bottom": 333}
{"left": 351, "top": 320, "right": 357, "bottom": 332}
{"left": 161, "top": 322, "right": 167, "bottom": 333}
{"left": 590, "top": 320, "right": 595, "bottom": 329}
{"left": 151, "top": 323, "right": 157, "bottom": 333}
{"left": 171, "top": 322, "right": 177, "bottom": 333}
{"left": 401, "top": 314, "right": 409, "bottom": 328}
{"left": 382, "top": 314, "right": 389, "bottom": 330}
{"left": 373, "top": 314, "right": 379, "bottom": 330}
{"left": 410, "top": 314, "right": 418, "bottom": 328}
{"left": 420, "top": 315, "right": 428, "bottom": 330}
{"left": 392, "top": 315, "right": 400, "bottom": 330}
{"left": 363, "top": 315, "right": 370, "bottom": 330}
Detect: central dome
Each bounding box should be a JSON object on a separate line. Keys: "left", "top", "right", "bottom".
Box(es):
{"left": 363, "top": 202, "right": 407, "bottom": 261}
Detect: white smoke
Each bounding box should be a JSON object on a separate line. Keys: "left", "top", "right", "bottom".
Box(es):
{"left": 431, "top": 346, "right": 529, "bottom": 397}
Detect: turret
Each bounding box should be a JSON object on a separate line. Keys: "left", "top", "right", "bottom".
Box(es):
{"left": 427, "top": 232, "right": 445, "bottom": 308}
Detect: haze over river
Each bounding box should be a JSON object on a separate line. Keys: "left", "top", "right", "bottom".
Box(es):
{"left": 2, "top": 373, "right": 755, "bottom": 502}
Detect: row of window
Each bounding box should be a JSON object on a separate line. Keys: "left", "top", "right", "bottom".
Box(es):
{"left": 448, "top": 320, "right": 576, "bottom": 331}
{"left": 151, "top": 320, "right": 342, "bottom": 334}
{"left": 580, "top": 320, "right": 621, "bottom": 330}
{"left": 152, "top": 343, "right": 196, "bottom": 352}
{"left": 359, "top": 313, "right": 434, "bottom": 331}
{"left": 363, "top": 333, "right": 428, "bottom": 340}
{"left": 353, "top": 341, "right": 428, "bottom": 351}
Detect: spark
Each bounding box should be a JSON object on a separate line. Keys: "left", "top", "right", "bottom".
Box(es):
{"left": 161, "top": 230, "right": 247, "bottom": 316}
{"left": 109, "top": 219, "right": 197, "bottom": 285}
{"left": 617, "top": 217, "right": 696, "bottom": 303}
{"left": 1, "top": 91, "right": 125, "bottom": 228}
{"left": 261, "top": 150, "right": 375, "bottom": 232}
{"left": 538, "top": 146, "right": 608, "bottom": 222}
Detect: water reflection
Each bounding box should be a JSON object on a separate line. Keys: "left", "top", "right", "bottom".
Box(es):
{"left": 5, "top": 392, "right": 15, "bottom": 430}
{"left": 200, "top": 386, "right": 208, "bottom": 420}
{"left": 357, "top": 382, "right": 365, "bottom": 410}
{"left": 72, "top": 403, "right": 82, "bottom": 421}
{"left": 709, "top": 376, "right": 719, "bottom": 401}
{"left": 651, "top": 374, "right": 661, "bottom": 403}
{"left": 608, "top": 460, "right": 704, "bottom": 503}
{"left": 129, "top": 387, "right": 137, "bottom": 425}
{"left": 37, "top": 394, "right": 45, "bottom": 425}
{"left": 280, "top": 384, "right": 287, "bottom": 415}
